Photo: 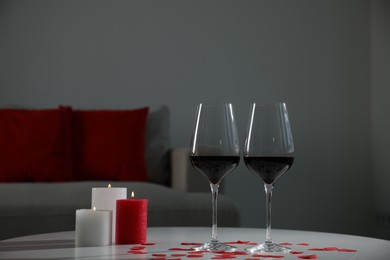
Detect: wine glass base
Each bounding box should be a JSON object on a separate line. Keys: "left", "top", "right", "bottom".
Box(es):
{"left": 246, "top": 242, "right": 291, "bottom": 253}
{"left": 193, "top": 241, "right": 236, "bottom": 252}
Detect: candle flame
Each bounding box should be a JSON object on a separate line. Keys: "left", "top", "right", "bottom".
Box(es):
{"left": 93, "top": 206, "right": 96, "bottom": 211}
{"left": 108, "top": 184, "right": 112, "bottom": 188}
{"left": 131, "top": 191, "right": 135, "bottom": 199}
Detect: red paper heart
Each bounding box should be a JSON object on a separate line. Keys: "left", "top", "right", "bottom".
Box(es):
{"left": 231, "top": 251, "right": 249, "bottom": 255}
{"left": 297, "top": 255, "right": 318, "bottom": 259}
{"left": 130, "top": 245, "right": 146, "bottom": 250}
{"left": 290, "top": 251, "right": 304, "bottom": 254}
{"left": 252, "top": 254, "right": 284, "bottom": 258}
{"left": 211, "top": 250, "right": 226, "bottom": 254}
{"left": 169, "top": 247, "right": 194, "bottom": 251}
{"left": 187, "top": 254, "right": 204, "bottom": 258}
{"left": 127, "top": 250, "right": 147, "bottom": 254}
{"left": 309, "top": 247, "right": 338, "bottom": 251}
{"left": 226, "top": 240, "right": 257, "bottom": 245}
{"left": 152, "top": 258, "right": 181, "bottom": 260}
{"left": 338, "top": 248, "right": 357, "bottom": 252}
{"left": 142, "top": 242, "right": 156, "bottom": 246}
{"left": 212, "top": 254, "right": 237, "bottom": 259}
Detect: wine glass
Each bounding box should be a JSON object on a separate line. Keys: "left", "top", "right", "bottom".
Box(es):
{"left": 243, "top": 102, "right": 294, "bottom": 253}
{"left": 189, "top": 103, "right": 240, "bottom": 251}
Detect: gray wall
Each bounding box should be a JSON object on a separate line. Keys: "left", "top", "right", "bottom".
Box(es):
{"left": 371, "top": 0, "right": 390, "bottom": 239}
{"left": 0, "top": 0, "right": 387, "bottom": 238}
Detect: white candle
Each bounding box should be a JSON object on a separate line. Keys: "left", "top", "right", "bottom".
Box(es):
{"left": 91, "top": 184, "right": 127, "bottom": 242}
{"left": 75, "top": 207, "right": 112, "bottom": 247}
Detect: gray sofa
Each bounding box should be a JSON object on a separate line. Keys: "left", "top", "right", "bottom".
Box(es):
{"left": 0, "top": 106, "right": 240, "bottom": 240}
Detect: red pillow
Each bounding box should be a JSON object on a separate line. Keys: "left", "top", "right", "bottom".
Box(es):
{"left": 72, "top": 107, "right": 149, "bottom": 181}
{"left": 0, "top": 108, "right": 73, "bottom": 182}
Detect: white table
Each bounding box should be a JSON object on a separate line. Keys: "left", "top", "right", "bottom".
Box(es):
{"left": 0, "top": 227, "right": 389, "bottom": 259}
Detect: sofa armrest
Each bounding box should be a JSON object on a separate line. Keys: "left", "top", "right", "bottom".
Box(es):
{"left": 171, "top": 148, "right": 205, "bottom": 192}
{"left": 171, "top": 148, "right": 226, "bottom": 193}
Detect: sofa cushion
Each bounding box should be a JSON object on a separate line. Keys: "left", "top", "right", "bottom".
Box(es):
{"left": 0, "top": 108, "right": 73, "bottom": 182}
{"left": 145, "top": 106, "right": 171, "bottom": 185}
{"left": 72, "top": 107, "right": 149, "bottom": 181}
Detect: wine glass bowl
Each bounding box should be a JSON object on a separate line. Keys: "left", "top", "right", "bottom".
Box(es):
{"left": 244, "top": 102, "right": 294, "bottom": 253}
{"left": 190, "top": 155, "right": 240, "bottom": 185}
{"left": 189, "top": 103, "right": 240, "bottom": 251}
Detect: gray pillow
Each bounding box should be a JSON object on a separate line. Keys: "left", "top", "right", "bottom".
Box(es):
{"left": 145, "top": 106, "right": 171, "bottom": 186}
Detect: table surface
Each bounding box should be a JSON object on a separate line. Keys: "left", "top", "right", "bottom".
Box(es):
{"left": 0, "top": 227, "right": 389, "bottom": 259}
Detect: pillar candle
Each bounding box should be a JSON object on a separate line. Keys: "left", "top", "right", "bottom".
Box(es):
{"left": 116, "top": 192, "right": 148, "bottom": 244}
{"left": 91, "top": 184, "right": 127, "bottom": 242}
{"left": 75, "top": 208, "right": 112, "bottom": 247}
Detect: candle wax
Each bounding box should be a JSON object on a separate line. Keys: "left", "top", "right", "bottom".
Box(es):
{"left": 91, "top": 186, "right": 127, "bottom": 242}
{"left": 75, "top": 209, "right": 112, "bottom": 247}
{"left": 116, "top": 198, "right": 148, "bottom": 244}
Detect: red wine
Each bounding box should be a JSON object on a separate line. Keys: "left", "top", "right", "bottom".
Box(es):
{"left": 190, "top": 155, "right": 240, "bottom": 184}
{"left": 244, "top": 156, "right": 294, "bottom": 184}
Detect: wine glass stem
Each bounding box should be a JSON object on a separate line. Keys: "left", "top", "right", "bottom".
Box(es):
{"left": 264, "top": 184, "right": 273, "bottom": 244}
{"left": 210, "top": 183, "right": 219, "bottom": 242}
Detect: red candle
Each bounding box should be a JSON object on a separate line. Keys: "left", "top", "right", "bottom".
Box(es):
{"left": 116, "top": 192, "right": 148, "bottom": 244}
